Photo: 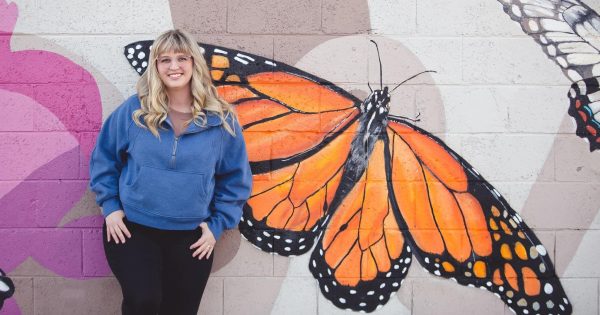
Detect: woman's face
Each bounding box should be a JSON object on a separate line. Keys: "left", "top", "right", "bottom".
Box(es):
{"left": 156, "top": 51, "right": 194, "bottom": 92}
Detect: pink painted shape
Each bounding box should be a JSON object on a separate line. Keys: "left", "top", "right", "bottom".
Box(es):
{"left": 0, "top": 0, "right": 106, "bottom": 294}
{"left": 0, "top": 298, "right": 21, "bottom": 315}
{"left": 0, "top": 90, "right": 78, "bottom": 183}
{"left": 0, "top": 229, "right": 82, "bottom": 277}
{"left": 0, "top": 1, "right": 101, "bottom": 135}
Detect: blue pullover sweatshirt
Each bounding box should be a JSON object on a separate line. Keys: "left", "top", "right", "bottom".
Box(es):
{"left": 89, "top": 95, "right": 252, "bottom": 240}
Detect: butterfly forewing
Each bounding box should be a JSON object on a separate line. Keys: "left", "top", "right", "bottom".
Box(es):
{"left": 240, "top": 122, "right": 358, "bottom": 255}
{"left": 386, "top": 119, "right": 571, "bottom": 315}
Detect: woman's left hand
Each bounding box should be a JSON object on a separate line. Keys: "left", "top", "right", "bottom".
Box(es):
{"left": 190, "top": 222, "right": 216, "bottom": 260}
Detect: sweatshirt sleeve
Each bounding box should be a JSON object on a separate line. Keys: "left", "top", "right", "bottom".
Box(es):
{"left": 206, "top": 118, "right": 253, "bottom": 240}
{"left": 89, "top": 100, "right": 133, "bottom": 217}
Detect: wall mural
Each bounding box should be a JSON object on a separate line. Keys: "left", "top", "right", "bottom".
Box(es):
{"left": 126, "top": 38, "right": 572, "bottom": 314}
{"left": 497, "top": 0, "right": 600, "bottom": 151}
{"left": 0, "top": 0, "right": 104, "bottom": 312}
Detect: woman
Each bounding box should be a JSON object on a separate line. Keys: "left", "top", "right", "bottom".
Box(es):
{"left": 89, "top": 29, "right": 252, "bottom": 315}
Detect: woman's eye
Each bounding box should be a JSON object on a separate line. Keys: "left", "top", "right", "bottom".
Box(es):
{"left": 178, "top": 57, "right": 188, "bottom": 62}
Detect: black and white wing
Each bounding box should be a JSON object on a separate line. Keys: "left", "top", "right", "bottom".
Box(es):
{"left": 498, "top": 0, "right": 600, "bottom": 151}
{"left": 0, "top": 269, "right": 15, "bottom": 310}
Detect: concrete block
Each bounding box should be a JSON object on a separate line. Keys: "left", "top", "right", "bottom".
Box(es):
{"left": 0, "top": 229, "right": 82, "bottom": 278}
{"left": 212, "top": 238, "right": 273, "bottom": 277}
{"left": 520, "top": 183, "right": 600, "bottom": 229}
{"left": 412, "top": 276, "right": 505, "bottom": 315}
{"left": 322, "top": 0, "right": 371, "bottom": 34}
{"left": 77, "top": 132, "right": 99, "bottom": 180}
{"left": 368, "top": 0, "right": 417, "bottom": 35}
{"left": 438, "top": 86, "right": 509, "bottom": 133}
{"left": 274, "top": 35, "right": 340, "bottom": 66}
{"left": 416, "top": 0, "right": 521, "bottom": 36}
{"left": 198, "top": 277, "right": 224, "bottom": 315}
{"left": 34, "top": 83, "right": 101, "bottom": 132}
{"left": 0, "top": 87, "right": 35, "bottom": 132}
{"left": 293, "top": 35, "right": 369, "bottom": 84}
{"left": 561, "top": 278, "right": 598, "bottom": 315}
{"left": 413, "top": 85, "right": 447, "bottom": 135}
{"left": 0, "top": 52, "right": 83, "bottom": 85}
{"left": 462, "top": 38, "right": 568, "bottom": 85}
{"left": 14, "top": 1, "right": 171, "bottom": 35}
{"left": 9, "top": 258, "right": 57, "bottom": 278}
{"left": 82, "top": 228, "right": 111, "bottom": 277}
{"left": 223, "top": 277, "right": 285, "bottom": 315}
{"left": 170, "top": 0, "right": 227, "bottom": 34}
{"left": 274, "top": 254, "right": 292, "bottom": 277}
{"left": 210, "top": 229, "right": 242, "bottom": 273}
{"left": 557, "top": 230, "right": 600, "bottom": 278}
{"left": 33, "top": 35, "right": 145, "bottom": 87}
{"left": 227, "top": 0, "right": 321, "bottom": 34}
{"left": 455, "top": 133, "right": 555, "bottom": 182}
{"left": 33, "top": 180, "right": 88, "bottom": 227}
{"left": 58, "top": 190, "right": 103, "bottom": 228}
{"left": 33, "top": 277, "right": 120, "bottom": 315}
{"left": 271, "top": 277, "right": 317, "bottom": 314}
{"left": 368, "top": 36, "right": 463, "bottom": 86}
{"left": 501, "top": 86, "right": 567, "bottom": 134}
{"left": 554, "top": 135, "right": 600, "bottom": 182}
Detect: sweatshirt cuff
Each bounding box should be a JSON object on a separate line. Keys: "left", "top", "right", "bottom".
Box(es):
{"left": 101, "top": 197, "right": 123, "bottom": 217}
{"left": 206, "top": 218, "right": 225, "bottom": 241}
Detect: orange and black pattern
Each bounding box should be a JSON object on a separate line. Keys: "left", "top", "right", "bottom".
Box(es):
{"left": 125, "top": 40, "right": 572, "bottom": 314}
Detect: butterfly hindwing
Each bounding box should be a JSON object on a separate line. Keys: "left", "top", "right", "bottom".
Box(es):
{"left": 386, "top": 119, "right": 571, "bottom": 315}
{"left": 309, "top": 139, "right": 412, "bottom": 312}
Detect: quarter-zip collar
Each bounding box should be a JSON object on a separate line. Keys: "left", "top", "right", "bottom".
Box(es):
{"left": 164, "top": 110, "right": 223, "bottom": 135}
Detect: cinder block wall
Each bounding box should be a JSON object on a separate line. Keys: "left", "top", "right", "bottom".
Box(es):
{"left": 2, "top": 0, "right": 599, "bottom": 314}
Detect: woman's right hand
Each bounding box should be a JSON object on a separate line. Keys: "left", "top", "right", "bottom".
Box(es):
{"left": 105, "top": 210, "right": 132, "bottom": 244}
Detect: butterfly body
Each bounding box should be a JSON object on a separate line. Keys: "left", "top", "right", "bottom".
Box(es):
{"left": 125, "top": 40, "right": 572, "bottom": 314}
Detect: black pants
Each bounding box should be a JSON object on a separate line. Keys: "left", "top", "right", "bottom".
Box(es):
{"left": 103, "top": 219, "right": 213, "bottom": 315}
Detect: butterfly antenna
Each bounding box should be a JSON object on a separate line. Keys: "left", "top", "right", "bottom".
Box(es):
{"left": 369, "top": 40, "right": 383, "bottom": 90}
{"left": 367, "top": 81, "right": 373, "bottom": 92}
{"left": 390, "top": 70, "right": 437, "bottom": 94}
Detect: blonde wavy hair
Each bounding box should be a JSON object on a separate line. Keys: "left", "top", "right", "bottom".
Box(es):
{"left": 132, "top": 29, "right": 236, "bottom": 138}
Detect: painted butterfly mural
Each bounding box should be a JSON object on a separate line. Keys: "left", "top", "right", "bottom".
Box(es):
{"left": 497, "top": 0, "right": 600, "bottom": 151}
{"left": 124, "top": 40, "right": 572, "bottom": 314}
{"left": 0, "top": 269, "right": 15, "bottom": 310}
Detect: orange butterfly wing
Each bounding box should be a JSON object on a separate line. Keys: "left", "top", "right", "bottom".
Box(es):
{"left": 386, "top": 119, "right": 571, "bottom": 315}
{"left": 309, "top": 139, "right": 412, "bottom": 312}
{"left": 213, "top": 66, "right": 361, "bottom": 254}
